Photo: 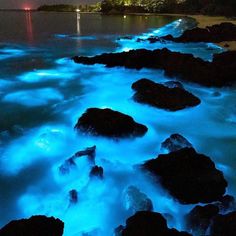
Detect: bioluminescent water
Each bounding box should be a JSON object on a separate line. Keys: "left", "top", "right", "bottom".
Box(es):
{"left": 0, "top": 12, "right": 236, "bottom": 236}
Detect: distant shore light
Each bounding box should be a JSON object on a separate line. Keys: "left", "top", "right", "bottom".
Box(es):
{"left": 76, "top": 9, "right": 80, "bottom": 12}
{"left": 24, "top": 7, "right": 31, "bottom": 11}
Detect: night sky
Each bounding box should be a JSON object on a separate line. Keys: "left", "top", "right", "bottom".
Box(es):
{"left": 0, "top": 0, "right": 99, "bottom": 9}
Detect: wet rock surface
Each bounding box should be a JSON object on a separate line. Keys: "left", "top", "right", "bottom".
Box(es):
{"left": 161, "top": 133, "right": 193, "bottom": 152}
{"left": 186, "top": 204, "right": 219, "bottom": 235}
{"left": 75, "top": 108, "right": 148, "bottom": 138}
{"left": 132, "top": 79, "right": 200, "bottom": 111}
{"left": 73, "top": 48, "right": 236, "bottom": 87}
{"left": 0, "top": 215, "right": 64, "bottom": 236}
{"left": 210, "top": 211, "right": 236, "bottom": 236}
{"left": 89, "top": 165, "right": 104, "bottom": 179}
{"left": 116, "top": 211, "right": 192, "bottom": 236}
{"left": 123, "top": 186, "right": 153, "bottom": 213}
{"left": 142, "top": 148, "right": 227, "bottom": 204}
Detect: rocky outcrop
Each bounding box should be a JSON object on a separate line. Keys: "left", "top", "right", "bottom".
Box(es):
{"left": 115, "top": 211, "right": 192, "bottom": 236}
{"left": 123, "top": 186, "right": 153, "bottom": 213}
{"left": 73, "top": 48, "right": 236, "bottom": 87}
{"left": 142, "top": 148, "right": 227, "bottom": 204}
{"left": 75, "top": 108, "right": 148, "bottom": 138}
{"left": 0, "top": 215, "right": 64, "bottom": 236}
{"left": 215, "top": 195, "right": 236, "bottom": 212}
{"left": 185, "top": 204, "right": 219, "bottom": 235}
{"left": 59, "top": 146, "right": 96, "bottom": 174}
{"left": 161, "top": 134, "right": 193, "bottom": 153}
{"left": 90, "top": 165, "right": 104, "bottom": 179}
{"left": 69, "top": 189, "right": 78, "bottom": 204}
{"left": 162, "top": 23, "right": 236, "bottom": 43}
{"left": 210, "top": 211, "right": 236, "bottom": 236}
{"left": 132, "top": 79, "right": 200, "bottom": 111}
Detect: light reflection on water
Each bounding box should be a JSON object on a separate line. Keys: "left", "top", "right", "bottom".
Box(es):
{"left": 0, "top": 12, "right": 236, "bottom": 236}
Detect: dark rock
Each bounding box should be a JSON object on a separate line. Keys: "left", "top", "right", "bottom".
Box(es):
{"left": 123, "top": 186, "right": 153, "bottom": 213}
{"left": 162, "top": 23, "right": 236, "bottom": 43}
{"left": 210, "top": 211, "right": 236, "bottom": 236}
{"left": 118, "top": 36, "right": 133, "bottom": 40}
{"left": 0, "top": 215, "right": 64, "bottom": 236}
{"left": 224, "top": 43, "right": 230, "bottom": 48}
{"left": 142, "top": 148, "right": 227, "bottom": 204}
{"left": 164, "top": 81, "right": 184, "bottom": 89}
{"left": 74, "top": 145, "right": 96, "bottom": 163}
{"left": 75, "top": 108, "right": 148, "bottom": 138}
{"left": 215, "top": 195, "right": 236, "bottom": 212}
{"left": 212, "top": 91, "right": 221, "bottom": 97}
{"left": 186, "top": 204, "right": 219, "bottom": 235}
{"left": 69, "top": 189, "right": 78, "bottom": 204}
{"left": 59, "top": 146, "right": 96, "bottom": 174}
{"left": 161, "top": 134, "right": 193, "bottom": 153}
{"left": 59, "top": 157, "right": 76, "bottom": 175}
{"left": 90, "top": 166, "right": 104, "bottom": 179}
{"left": 132, "top": 79, "right": 200, "bottom": 111}
{"left": 73, "top": 48, "right": 236, "bottom": 87}
{"left": 119, "top": 211, "right": 192, "bottom": 236}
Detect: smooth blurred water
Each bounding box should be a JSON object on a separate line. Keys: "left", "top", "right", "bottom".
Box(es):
{"left": 0, "top": 12, "right": 236, "bottom": 236}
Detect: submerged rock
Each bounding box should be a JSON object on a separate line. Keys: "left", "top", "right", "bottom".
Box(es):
{"left": 59, "top": 146, "right": 96, "bottom": 174}
{"left": 0, "top": 215, "right": 64, "bottom": 236}
{"left": 210, "top": 211, "right": 236, "bottom": 236}
{"left": 161, "top": 133, "right": 193, "bottom": 153}
{"left": 116, "top": 211, "right": 192, "bottom": 236}
{"left": 186, "top": 204, "right": 219, "bottom": 235}
{"left": 90, "top": 166, "right": 104, "bottom": 179}
{"left": 69, "top": 189, "right": 78, "bottom": 204}
{"left": 75, "top": 108, "right": 148, "bottom": 138}
{"left": 162, "top": 23, "right": 236, "bottom": 43}
{"left": 142, "top": 148, "right": 227, "bottom": 204}
{"left": 132, "top": 79, "right": 200, "bottom": 111}
{"left": 73, "top": 48, "right": 236, "bottom": 87}
{"left": 215, "top": 195, "right": 236, "bottom": 212}
{"left": 123, "top": 186, "right": 153, "bottom": 213}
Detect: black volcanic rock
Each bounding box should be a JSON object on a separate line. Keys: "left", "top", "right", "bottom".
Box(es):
{"left": 161, "top": 134, "right": 193, "bottom": 152}
{"left": 73, "top": 48, "right": 236, "bottom": 87}
{"left": 210, "top": 211, "right": 236, "bottom": 236}
{"left": 75, "top": 108, "right": 147, "bottom": 138}
{"left": 186, "top": 204, "right": 219, "bottom": 235}
{"left": 142, "top": 148, "right": 227, "bottom": 204}
{"left": 162, "top": 23, "right": 236, "bottom": 43}
{"left": 132, "top": 79, "right": 200, "bottom": 111}
{"left": 0, "top": 215, "right": 64, "bottom": 236}
{"left": 117, "top": 211, "right": 192, "bottom": 236}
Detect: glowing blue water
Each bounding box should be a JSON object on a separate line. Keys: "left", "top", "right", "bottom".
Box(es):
{"left": 0, "top": 12, "right": 236, "bottom": 236}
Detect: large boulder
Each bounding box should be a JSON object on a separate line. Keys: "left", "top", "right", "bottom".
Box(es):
{"left": 75, "top": 108, "right": 148, "bottom": 138}
{"left": 185, "top": 204, "right": 219, "bottom": 235}
{"left": 162, "top": 23, "right": 236, "bottom": 43}
{"left": 0, "top": 215, "right": 64, "bottom": 236}
{"left": 73, "top": 48, "right": 236, "bottom": 87}
{"left": 123, "top": 186, "right": 153, "bottom": 213}
{"left": 161, "top": 134, "right": 193, "bottom": 153}
{"left": 132, "top": 79, "right": 200, "bottom": 111}
{"left": 115, "top": 211, "right": 192, "bottom": 236}
{"left": 142, "top": 148, "right": 227, "bottom": 204}
{"left": 210, "top": 211, "right": 236, "bottom": 236}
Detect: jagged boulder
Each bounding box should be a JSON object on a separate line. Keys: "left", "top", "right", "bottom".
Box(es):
{"left": 132, "top": 79, "right": 200, "bottom": 111}
{"left": 123, "top": 186, "right": 153, "bottom": 213}
{"left": 142, "top": 148, "right": 227, "bottom": 204}
{"left": 0, "top": 215, "right": 64, "bottom": 236}
{"left": 115, "top": 211, "right": 192, "bottom": 236}
{"left": 161, "top": 134, "right": 193, "bottom": 153}
{"left": 210, "top": 211, "right": 236, "bottom": 236}
{"left": 185, "top": 204, "right": 219, "bottom": 235}
{"left": 75, "top": 108, "right": 147, "bottom": 138}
